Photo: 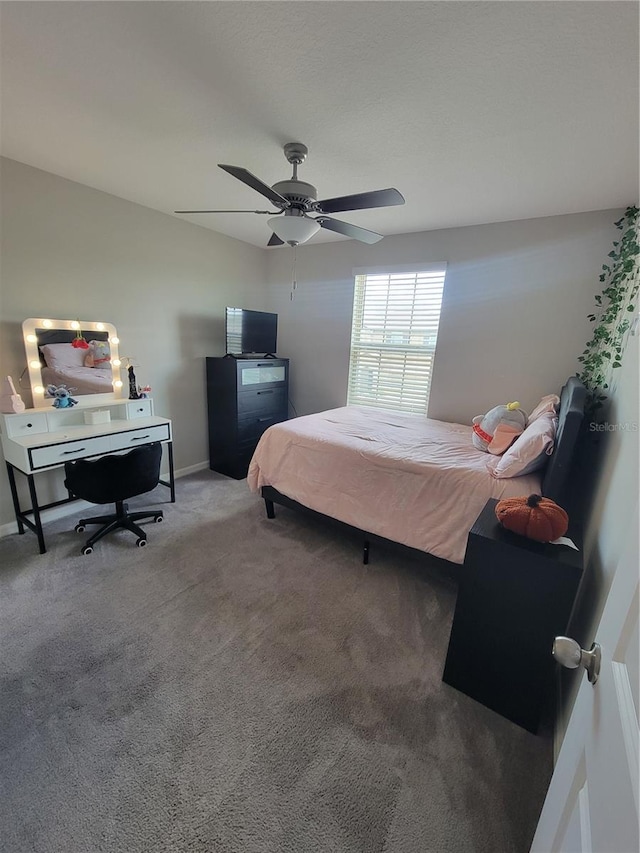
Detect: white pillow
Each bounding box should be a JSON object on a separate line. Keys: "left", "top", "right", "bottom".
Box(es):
{"left": 40, "top": 342, "right": 88, "bottom": 369}
{"left": 486, "top": 412, "right": 558, "bottom": 479}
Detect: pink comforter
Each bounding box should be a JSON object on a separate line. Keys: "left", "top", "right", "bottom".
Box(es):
{"left": 247, "top": 406, "right": 541, "bottom": 564}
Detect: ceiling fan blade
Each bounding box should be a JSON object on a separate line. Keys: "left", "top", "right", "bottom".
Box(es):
{"left": 318, "top": 217, "right": 384, "bottom": 244}
{"left": 316, "top": 188, "right": 405, "bottom": 214}
{"left": 218, "top": 164, "right": 290, "bottom": 207}
{"left": 174, "top": 209, "right": 277, "bottom": 214}
{"left": 267, "top": 232, "right": 284, "bottom": 247}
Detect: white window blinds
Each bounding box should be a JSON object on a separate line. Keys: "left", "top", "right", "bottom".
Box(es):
{"left": 347, "top": 267, "right": 446, "bottom": 414}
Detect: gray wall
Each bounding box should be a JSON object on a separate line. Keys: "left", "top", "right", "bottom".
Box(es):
{"left": 266, "top": 210, "right": 623, "bottom": 423}
{"left": 0, "top": 157, "right": 266, "bottom": 528}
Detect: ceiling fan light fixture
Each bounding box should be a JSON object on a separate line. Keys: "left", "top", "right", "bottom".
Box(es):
{"left": 267, "top": 215, "right": 320, "bottom": 246}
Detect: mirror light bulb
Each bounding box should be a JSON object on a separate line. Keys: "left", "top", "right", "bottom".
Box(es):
{"left": 114, "top": 380, "right": 123, "bottom": 388}
{"left": 34, "top": 385, "right": 45, "bottom": 394}
{"left": 110, "top": 336, "right": 119, "bottom": 344}
{"left": 27, "top": 334, "right": 37, "bottom": 343}
{"left": 30, "top": 360, "right": 41, "bottom": 369}
{"left": 70, "top": 321, "right": 80, "bottom": 330}
{"left": 112, "top": 359, "right": 121, "bottom": 367}
{"left": 42, "top": 320, "right": 52, "bottom": 328}
{"left": 96, "top": 323, "right": 104, "bottom": 331}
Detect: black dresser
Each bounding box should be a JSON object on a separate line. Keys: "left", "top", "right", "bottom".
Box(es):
{"left": 206, "top": 357, "right": 289, "bottom": 479}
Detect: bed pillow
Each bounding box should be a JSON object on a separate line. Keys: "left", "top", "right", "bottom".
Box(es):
{"left": 486, "top": 412, "right": 558, "bottom": 479}
{"left": 40, "top": 342, "right": 88, "bottom": 369}
{"left": 528, "top": 394, "right": 560, "bottom": 424}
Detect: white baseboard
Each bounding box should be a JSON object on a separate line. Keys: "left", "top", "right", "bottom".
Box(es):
{"left": 0, "top": 460, "right": 210, "bottom": 540}
{"left": 174, "top": 460, "right": 209, "bottom": 478}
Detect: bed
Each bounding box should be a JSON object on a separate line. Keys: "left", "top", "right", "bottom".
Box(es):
{"left": 41, "top": 364, "right": 114, "bottom": 395}
{"left": 247, "top": 377, "right": 587, "bottom": 565}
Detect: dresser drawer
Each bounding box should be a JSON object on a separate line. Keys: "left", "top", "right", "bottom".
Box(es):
{"left": 238, "top": 363, "right": 287, "bottom": 389}
{"left": 237, "top": 414, "right": 285, "bottom": 448}
{"left": 109, "top": 423, "right": 170, "bottom": 451}
{"left": 4, "top": 412, "right": 49, "bottom": 439}
{"left": 30, "top": 436, "right": 112, "bottom": 470}
{"left": 238, "top": 387, "right": 287, "bottom": 418}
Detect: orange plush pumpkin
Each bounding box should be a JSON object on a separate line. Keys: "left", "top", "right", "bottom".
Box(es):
{"left": 495, "top": 494, "right": 568, "bottom": 542}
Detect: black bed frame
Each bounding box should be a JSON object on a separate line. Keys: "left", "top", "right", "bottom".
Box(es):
{"left": 260, "top": 377, "right": 587, "bottom": 566}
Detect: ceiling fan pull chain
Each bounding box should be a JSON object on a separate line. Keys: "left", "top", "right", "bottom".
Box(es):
{"left": 290, "top": 246, "right": 298, "bottom": 301}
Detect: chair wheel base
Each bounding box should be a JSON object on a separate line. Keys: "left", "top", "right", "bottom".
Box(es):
{"left": 136, "top": 538, "right": 147, "bottom": 548}
{"left": 81, "top": 545, "right": 93, "bottom": 556}
{"left": 75, "top": 524, "right": 86, "bottom": 533}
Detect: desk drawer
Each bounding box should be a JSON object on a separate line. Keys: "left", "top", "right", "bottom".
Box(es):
{"left": 30, "top": 436, "right": 112, "bottom": 470}
{"left": 126, "top": 400, "right": 153, "bottom": 419}
{"left": 4, "top": 413, "right": 49, "bottom": 439}
{"left": 109, "top": 423, "right": 170, "bottom": 451}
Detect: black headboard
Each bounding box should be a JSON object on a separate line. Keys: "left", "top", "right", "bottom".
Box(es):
{"left": 37, "top": 328, "right": 109, "bottom": 365}
{"left": 37, "top": 328, "right": 109, "bottom": 346}
{"left": 541, "top": 376, "right": 587, "bottom": 506}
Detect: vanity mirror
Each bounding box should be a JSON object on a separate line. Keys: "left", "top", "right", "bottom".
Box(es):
{"left": 23, "top": 318, "right": 124, "bottom": 408}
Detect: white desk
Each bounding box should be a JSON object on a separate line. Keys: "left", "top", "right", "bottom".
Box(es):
{"left": 1, "top": 397, "right": 174, "bottom": 553}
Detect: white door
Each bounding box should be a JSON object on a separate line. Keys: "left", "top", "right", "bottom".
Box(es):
{"left": 531, "top": 503, "right": 639, "bottom": 853}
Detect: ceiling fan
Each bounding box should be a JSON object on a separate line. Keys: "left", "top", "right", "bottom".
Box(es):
{"left": 175, "top": 142, "right": 405, "bottom": 247}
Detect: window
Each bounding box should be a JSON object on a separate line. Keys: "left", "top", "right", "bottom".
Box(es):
{"left": 347, "top": 266, "right": 446, "bottom": 414}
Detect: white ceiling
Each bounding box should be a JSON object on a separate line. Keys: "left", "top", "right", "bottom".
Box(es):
{"left": 1, "top": 1, "right": 638, "bottom": 248}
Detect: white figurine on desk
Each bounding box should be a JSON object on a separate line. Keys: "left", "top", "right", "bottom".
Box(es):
{"left": 1, "top": 376, "right": 25, "bottom": 414}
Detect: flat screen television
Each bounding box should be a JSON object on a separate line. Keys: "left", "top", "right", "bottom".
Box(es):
{"left": 225, "top": 307, "right": 278, "bottom": 356}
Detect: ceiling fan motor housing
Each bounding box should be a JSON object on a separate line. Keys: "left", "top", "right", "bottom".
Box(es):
{"left": 271, "top": 179, "right": 317, "bottom": 211}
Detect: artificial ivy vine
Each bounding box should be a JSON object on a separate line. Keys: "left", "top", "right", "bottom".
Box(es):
{"left": 577, "top": 205, "right": 639, "bottom": 415}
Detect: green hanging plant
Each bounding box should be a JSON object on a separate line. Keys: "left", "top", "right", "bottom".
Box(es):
{"left": 577, "top": 205, "right": 639, "bottom": 417}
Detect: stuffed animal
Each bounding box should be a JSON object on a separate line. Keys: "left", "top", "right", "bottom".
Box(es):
{"left": 472, "top": 401, "right": 527, "bottom": 454}
{"left": 84, "top": 339, "right": 111, "bottom": 369}
{"left": 47, "top": 384, "right": 78, "bottom": 408}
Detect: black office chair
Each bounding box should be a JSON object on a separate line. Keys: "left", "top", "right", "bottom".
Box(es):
{"left": 64, "top": 442, "right": 164, "bottom": 555}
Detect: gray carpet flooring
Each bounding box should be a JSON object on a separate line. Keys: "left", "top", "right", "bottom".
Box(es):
{"left": 0, "top": 471, "right": 552, "bottom": 853}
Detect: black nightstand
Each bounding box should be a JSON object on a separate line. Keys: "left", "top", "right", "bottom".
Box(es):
{"left": 442, "top": 499, "right": 583, "bottom": 733}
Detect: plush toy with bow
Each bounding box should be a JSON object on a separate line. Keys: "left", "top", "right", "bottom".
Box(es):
{"left": 47, "top": 384, "right": 78, "bottom": 408}
{"left": 472, "top": 401, "right": 527, "bottom": 454}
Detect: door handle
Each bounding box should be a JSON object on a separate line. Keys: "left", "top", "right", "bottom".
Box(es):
{"left": 553, "top": 636, "right": 601, "bottom": 684}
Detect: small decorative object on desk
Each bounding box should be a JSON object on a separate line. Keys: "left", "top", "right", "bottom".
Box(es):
{"left": 495, "top": 494, "right": 569, "bottom": 542}
{"left": 46, "top": 384, "right": 79, "bottom": 409}
{"left": 1, "top": 376, "right": 26, "bottom": 413}
{"left": 84, "top": 409, "right": 111, "bottom": 425}
{"left": 127, "top": 365, "right": 141, "bottom": 400}
{"left": 139, "top": 385, "right": 152, "bottom": 399}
